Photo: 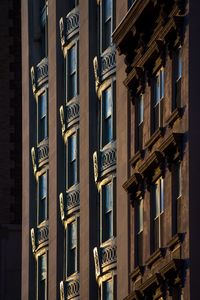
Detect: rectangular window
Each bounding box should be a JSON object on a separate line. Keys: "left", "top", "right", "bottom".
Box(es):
{"left": 38, "top": 172, "right": 47, "bottom": 224}
{"left": 103, "top": 279, "right": 113, "bottom": 300}
{"left": 151, "top": 177, "right": 164, "bottom": 252}
{"left": 66, "top": 219, "right": 79, "bottom": 277}
{"left": 101, "top": 181, "right": 114, "bottom": 243}
{"left": 135, "top": 198, "right": 143, "bottom": 266}
{"left": 40, "top": 1, "right": 48, "bottom": 58}
{"left": 101, "top": 85, "right": 114, "bottom": 147}
{"left": 172, "top": 47, "right": 182, "bottom": 110}
{"left": 66, "top": 43, "right": 79, "bottom": 101}
{"left": 38, "top": 91, "right": 48, "bottom": 143}
{"left": 152, "top": 68, "right": 164, "bottom": 133}
{"left": 172, "top": 162, "right": 182, "bottom": 235}
{"left": 38, "top": 254, "right": 47, "bottom": 300}
{"left": 101, "top": 0, "right": 114, "bottom": 52}
{"left": 135, "top": 94, "right": 144, "bottom": 152}
{"left": 67, "top": 133, "right": 78, "bottom": 188}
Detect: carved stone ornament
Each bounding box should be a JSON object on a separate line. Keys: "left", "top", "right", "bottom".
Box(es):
{"left": 93, "top": 247, "right": 101, "bottom": 280}
{"left": 60, "top": 281, "right": 65, "bottom": 300}
{"left": 93, "top": 56, "right": 100, "bottom": 93}
{"left": 59, "top": 193, "right": 65, "bottom": 221}
{"left": 59, "top": 17, "right": 65, "bottom": 48}
{"left": 59, "top": 105, "right": 65, "bottom": 134}
{"left": 30, "top": 66, "right": 36, "bottom": 93}
{"left": 93, "top": 151, "right": 99, "bottom": 183}
{"left": 30, "top": 228, "right": 36, "bottom": 253}
{"left": 31, "top": 147, "right": 37, "bottom": 174}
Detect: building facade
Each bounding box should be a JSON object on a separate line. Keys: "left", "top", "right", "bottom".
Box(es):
{"left": 0, "top": 0, "right": 22, "bottom": 299}
{"left": 22, "top": 0, "right": 200, "bottom": 299}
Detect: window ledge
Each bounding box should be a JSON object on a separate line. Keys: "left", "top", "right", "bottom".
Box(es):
{"left": 146, "top": 248, "right": 165, "bottom": 269}
{"left": 167, "top": 233, "right": 184, "bottom": 251}
{"left": 166, "top": 107, "right": 184, "bottom": 128}
{"left": 130, "top": 265, "right": 144, "bottom": 282}
{"left": 145, "top": 127, "right": 165, "bottom": 150}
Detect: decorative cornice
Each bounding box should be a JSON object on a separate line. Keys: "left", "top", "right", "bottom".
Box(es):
{"left": 60, "top": 274, "right": 80, "bottom": 300}
{"left": 138, "top": 150, "right": 164, "bottom": 178}
{"left": 60, "top": 7, "right": 79, "bottom": 49}
{"left": 31, "top": 58, "right": 48, "bottom": 94}
{"left": 59, "top": 99, "right": 80, "bottom": 136}
{"left": 146, "top": 248, "right": 166, "bottom": 269}
{"left": 59, "top": 185, "right": 80, "bottom": 221}
{"left": 101, "top": 46, "right": 116, "bottom": 80}
{"left": 30, "top": 222, "right": 49, "bottom": 254}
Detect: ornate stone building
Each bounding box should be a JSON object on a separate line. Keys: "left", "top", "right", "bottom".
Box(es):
{"left": 22, "top": 0, "right": 200, "bottom": 299}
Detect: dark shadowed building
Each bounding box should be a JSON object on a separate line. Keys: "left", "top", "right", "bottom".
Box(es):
{"left": 0, "top": 0, "right": 22, "bottom": 299}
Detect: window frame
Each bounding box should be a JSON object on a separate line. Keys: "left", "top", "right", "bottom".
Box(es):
{"left": 100, "top": 80, "right": 116, "bottom": 150}
{"left": 100, "top": 0, "right": 115, "bottom": 53}
{"left": 100, "top": 176, "right": 116, "bottom": 245}
{"left": 100, "top": 273, "right": 116, "bottom": 300}
{"left": 40, "top": 0, "right": 48, "bottom": 58}
{"left": 151, "top": 176, "right": 164, "bottom": 252}
{"left": 135, "top": 93, "right": 144, "bottom": 152}
{"left": 151, "top": 67, "right": 165, "bottom": 134}
{"left": 172, "top": 161, "right": 182, "bottom": 235}
{"left": 64, "top": 40, "right": 79, "bottom": 102}
{"left": 172, "top": 46, "right": 182, "bottom": 111}
{"left": 37, "top": 170, "right": 48, "bottom": 225}
{"left": 65, "top": 215, "right": 80, "bottom": 278}
{"left": 37, "top": 88, "right": 48, "bottom": 144}
{"left": 37, "top": 250, "right": 48, "bottom": 300}
{"left": 65, "top": 128, "right": 79, "bottom": 190}
{"left": 134, "top": 197, "right": 143, "bottom": 267}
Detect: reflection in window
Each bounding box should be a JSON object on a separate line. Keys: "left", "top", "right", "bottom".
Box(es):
{"left": 67, "top": 133, "right": 78, "bottom": 188}
{"left": 38, "top": 254, "right": 47, "bottom": 300}
{"left": 38, "top": 172, "right": 47, "bottom": 224}
{"left": 102, "top": 86, "right": 113, "bottom": 147}
{"left": 151, "top": 177, "right": 164, "bottom": 252}
{"left": 66, "top": 44, "right": 79, "bottom": 101}
{"left": 172, "top": 47, "right": 182, "bottom": 110}
{"left": 38, "top": 92, "right": 48, "bottom": 143}
{"left": 152, "top": 68, "right": 164, "bottom": 133}
{"left": 102, "top": 182, "right": 113, "bottom": 243}
{"left": 66, "top": 219, "right": 79, "bottom": 277}
{"left": 103, "top": 279, "right": 113, "bottom": 300}
{"left": 135, "top": 94, "right": 144, "bottom": 152}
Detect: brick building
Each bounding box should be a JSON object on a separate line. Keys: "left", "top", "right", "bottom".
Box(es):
{"left": 22, "top": 0, "right": 200, "bottom": 299}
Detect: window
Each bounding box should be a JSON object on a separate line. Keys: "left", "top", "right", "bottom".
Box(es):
{"left": 40, "top": 0, "right": 48, "bottom": 58}
{"left": 172, "top": 47, "right": 182, "bottom": 110}
{"left": 151, "top": 68, "right": 164, "bottom": 133}
{"left": 38, "top": 91, "right": 48, "bottom": 143}
{"left": 67, "top": 132, "right": 78, "bottom": 188}
{"left": 38, "top": 253, "right": 47, "bottom": 300}
{"left": 101, "top": 84, "right": 115, "bottom": 148}
{"left": 101, "top": 0, "right": 114, "bottom": 52}
{"left": 135, "top": 198, "right": 143, "bottom": 266}
{"left": 68, "top": 0, "right": 79, "bottom": 11}
{"left": 151, "top": 177, "right": 164, "bottom": 252}
{"left": 172, "top": 162, "right": 182, "bottom": 235}
{"left": 128, "top": 0, "right": 136, "bottom": 9}
{"left": 66, "top": 218, "right": 79, "bottom": 277}
{"left": 102, "top": 279, "right": 113, "bottom": 300}
{"left": 66, "top": 43, "right": 79, "bottom": 101}
{"left": 135, "top": 94, "right": 144, "bottom": 152}
{"left": 38, "top": 172, "right": 48, "bottom": 224}
{"left": 101, "top": 181, "right": 115, "bottom": 243}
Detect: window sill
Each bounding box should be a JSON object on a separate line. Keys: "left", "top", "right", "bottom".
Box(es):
{"left": 166, "top": 107, "right": 183, "bottom": 128}
{"left": 145, "top": 127, "right": 165, "bottom": 150}
{"left": 130, "top": 265, "right": 144, "bottom": 282}
{"left": 146, "top": 248, "right": 165, "bottom": 269}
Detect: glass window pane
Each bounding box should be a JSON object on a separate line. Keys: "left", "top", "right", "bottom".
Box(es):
{"left": 138, "top": 94, "right": 144, "bottom": 125}
{"left": 39, "top": 93, "right": 47, "bottom": 118}
{"left": 160, "top": 178, "right": 164, "bottom": 213}
{"left": 104, "top": 0, "right": 112, "bottom": 21}
{"left": 103, "top": 183, "right": 113, "bottom": 241}
{"left": 69, "top": 134, "right": 76, "bottom": 162}
{"left": 102, "top": 87, "right": 113, "bottom": 146}
{"left": 160, "top": 69, "right": 164, "bottom": 99}
{"left": 68, "top": 46, "right": 76, "bottom": 74}
{"left": 39, "top": 173, "right": 47, "bottom": 200}
{"left": 40, "top": 255, "right": 46, "bottom": 280}
{"left": 67, "top": 222, "right": 77, "bottom": 276}
{"left": 139, "top": 199, "right": 143, "bottom": 232}
{"left": 103, "top": 279, "right": 113, "bottom": 300}
{"left": 155, "top": 181, "right": 159, "bottom": 218}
